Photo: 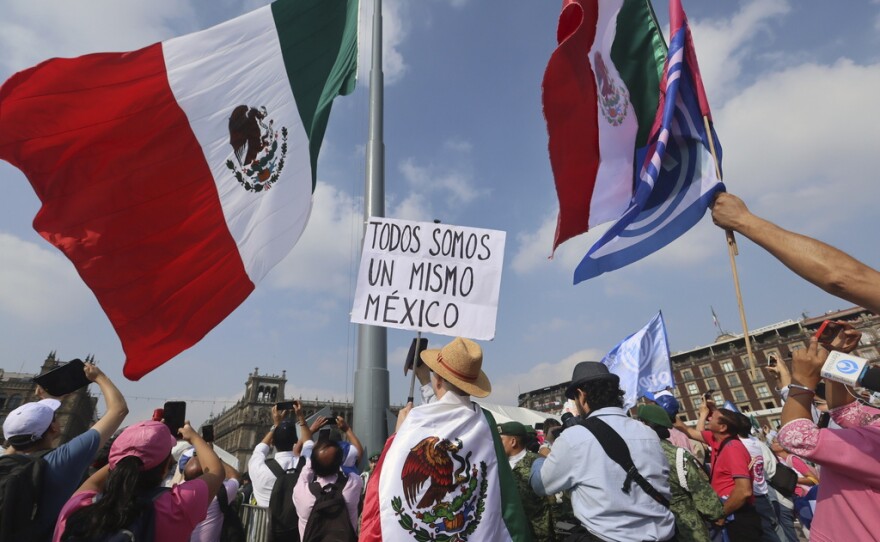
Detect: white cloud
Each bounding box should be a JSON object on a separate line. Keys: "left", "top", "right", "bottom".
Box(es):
{"left": 0, "top": 1, "right": 194, "bottom": 73}
{"left": 716, "top": 59, "right": 880, "bottom": 229}
{"left": 690, "top": 0, "right": 791, "bottom": 104}
{"left": 489, "top": 348, "right": 604, "bottom": 405}
{"left": 511, "top": 212, "right": 605, "bottom": 275}
{"left": 0, "top": 234, "right": 91, "bottom": 323}
{"left": 358, "top": 0, "right": 409, "bottom": 86}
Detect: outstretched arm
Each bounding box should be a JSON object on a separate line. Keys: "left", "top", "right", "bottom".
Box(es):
{"left": 84, "top": 363, "right": 129, "bottom": 449}
{"left": 712, "top": 192, "right": 880, "bottom": 314}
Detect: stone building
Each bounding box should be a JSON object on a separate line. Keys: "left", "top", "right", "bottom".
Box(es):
{"left": 519, "top": 306, "right": 880, "bottom": 430}
{"left": 206, "top": 368, "right": 359, "bottom": 470}
{"left": 0, "top": 352, "right": 97, "bottom": 446}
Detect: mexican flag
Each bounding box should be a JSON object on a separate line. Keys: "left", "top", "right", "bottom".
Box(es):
{"left": 0, "top": 0, "right": 358, "bottom": 379}
{"left": 361, "top": 399, "right": 532, "bottom": 541}
{"left": 544, "top": 0, "right": 666, "bottom": 252}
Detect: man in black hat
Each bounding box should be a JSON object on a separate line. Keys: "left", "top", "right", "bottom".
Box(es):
{"left": 530, "top": 361, "right": 676, "bottom": 542}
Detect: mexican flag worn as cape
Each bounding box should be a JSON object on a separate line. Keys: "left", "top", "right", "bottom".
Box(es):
{"left": 544, "top": 0, "right": 666, "bottom": 252}
{"left": 0, "top": 0, "right": 358, "bottom": 379}
{"left": 361, "top": 393, "right": 532, "bottom": 541}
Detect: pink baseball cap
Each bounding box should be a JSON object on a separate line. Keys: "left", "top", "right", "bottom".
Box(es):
{"left": 109, "top": 421, "right": 177, "bottom": 471}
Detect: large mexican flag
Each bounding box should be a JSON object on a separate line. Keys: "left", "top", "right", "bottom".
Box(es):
{"left": 0, "top": 0, "right": 358, "bottom": 379}
{"left": 544, "top": 0, "right": 666, "bottom": 252}
{"left": 361, "top": 401, "right": 532, "bottom": 541}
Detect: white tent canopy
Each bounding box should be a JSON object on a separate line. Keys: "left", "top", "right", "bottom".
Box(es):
{"left": 475, "top": 401, "right": 557, "bottom": 427}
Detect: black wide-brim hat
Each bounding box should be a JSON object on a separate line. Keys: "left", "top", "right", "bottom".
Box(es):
{"left": 565, "top": 361, "right": 620, "bottom": 399}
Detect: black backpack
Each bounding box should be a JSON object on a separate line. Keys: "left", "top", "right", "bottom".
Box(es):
{"left": 0, "top": 450, "right": 51, "bottom": 542}
{"left": 768, "top": 462, "right": 799, "bottom": 498}
{"left": 267, "top": 456, "right": 306, "bottom": 542}
{"left": 61, "top": 487, "right": 168, "bottom": 542}
{"left": 301, "top": 471, "right": 356, "bottom": 542}
{"left": 216, "top": 484, "right": 246, "bottom": 542}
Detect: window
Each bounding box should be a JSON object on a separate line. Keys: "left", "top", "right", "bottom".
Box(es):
{"left": 687, "top": 383, "right": 699, "bottom": 395}
{"left": 682, "top": 369, "right": 694, "bottom": 381}
{"left": 7, "top": 395, "right": 22, "bottom": 411}
{"left": 763, "top": 400, "right": 777, "bottom": 410}
{"left": 692, "top": 397, "right": 703, "bottom": 409}
{"left": 721, "top": 360, "right": 735, "bottom": 372}
{"left": 705, "top": 378, "right": 718, "bottom": 390}
{"left": 789, "top": 342, "right": 805, "bottom": 352}
{"left": 701, "top": 365, "right": 713, "bottom": 377}
{"left": 713, "top": 393, "right": 724, "bottom": 404}
{"left": 727, "top": 373, "right": 741, "bottom": 386}
{"left": 673, "top": 388, "right": 681, "bottom": 398}
{"left": 740, "top": 404, "right": 751, "bottom": 412}
{"left": 678, "top": 415, "right": 688, "bottom": 423}
{"left": 756, "top": 384, "right": 771, "bottom": 398}
{"left": 753, "top": 369, "right": 766, "bottom": 382}
{"left": 732, "top": 388, "right": 747, "bottom": 402}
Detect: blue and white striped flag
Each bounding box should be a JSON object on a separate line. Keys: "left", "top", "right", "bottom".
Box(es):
{"left": 601, "top": 311, "right": 673, "bottom": 409}
{"left": 574, "top": 0, "right": 724, "bottom": 283}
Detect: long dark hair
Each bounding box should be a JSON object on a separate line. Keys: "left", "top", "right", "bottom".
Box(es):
{"left": 62, "top": 454, "right": 170, "bottom": 540}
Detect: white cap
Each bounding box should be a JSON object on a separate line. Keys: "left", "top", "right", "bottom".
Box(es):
{"left": 3, "top": 399, "right": 61, "bottom": 442}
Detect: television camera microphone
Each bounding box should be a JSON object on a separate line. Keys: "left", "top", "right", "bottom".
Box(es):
{"left": 821, "top": 351, "right": 880, "bottom": 393}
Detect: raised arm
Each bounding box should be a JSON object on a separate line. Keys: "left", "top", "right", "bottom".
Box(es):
{"left": 712, "top": 192, "right": 880, "bottom": 314}
{"left": 180, "top": 422, "right": 224, "bottom": 497}
{"left": 84, "top": 362, "right": 129, "bottom": 449}
{"left": 674, "top": 401, "right": 709, "bottom": 443}
{"left": 336, "top": 416, "right": 364, "bottom": 464}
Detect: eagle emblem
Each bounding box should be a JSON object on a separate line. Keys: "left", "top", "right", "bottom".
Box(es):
{"left": 392, "top": 436, "right": 488, "bottom": 541}
{"left": 593, "top": 52, "right": 629, "bottom": 127}
{"left": 224, "top": 105, "right": 288, "bottom": 192}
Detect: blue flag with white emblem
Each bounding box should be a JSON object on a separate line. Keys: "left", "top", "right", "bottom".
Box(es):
{"left": 574, "top": 0, "right": 724, "bottom": 283}
{"left": 601, "top": 312, "right": 673, "bottom": 409}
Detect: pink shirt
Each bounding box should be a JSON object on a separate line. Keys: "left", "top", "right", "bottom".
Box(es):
{"left": 777, "top": 401, "right": 880, "bottom": 542}
{"left": 668, "top": 427, "right": 698, "bottom": 456}
{"left": 53, "top": 479, "right": 211, "bottom": 542}
{"left": 292, "top": 460, "right": 363, "bottom": 539}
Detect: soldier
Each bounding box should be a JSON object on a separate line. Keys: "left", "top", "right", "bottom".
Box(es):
{"left": 638, "top": 404, "right": 724, "bottom": 542}
{"left": 499, "top": 421, "right": 556, "bottom": 541}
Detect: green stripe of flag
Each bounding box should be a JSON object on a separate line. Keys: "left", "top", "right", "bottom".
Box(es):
{"left": 272, "top": 0, "right": 359, "bottom": 190}
{"left": 482, "top": 408, "right": 534, "bottom": 542}
{"left": 611, "top": 0, "right": 667, "bottom": 148}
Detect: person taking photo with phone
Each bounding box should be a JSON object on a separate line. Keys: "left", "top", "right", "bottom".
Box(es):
{"left": 1, "top": 360, "right": 128, "bottom": 542}
{"left": 674, "top": 397, "right": 761, "bottom": 540}
{"left": 54, "top": 421, "right": 223, "bottom": 542}
{"left": 247, "top": 401, "right": 310, "bottom": 507}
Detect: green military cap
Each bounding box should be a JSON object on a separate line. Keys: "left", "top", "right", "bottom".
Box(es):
{"left": 638, "top": 404, "right": 673, "bottom": 428}
{"left": 497, "top": 421, "right": 527, "bottom": 437}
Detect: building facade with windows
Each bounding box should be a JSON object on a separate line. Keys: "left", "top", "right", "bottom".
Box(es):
{"left": 518, "top": 307, "right": 880, "bottom": 430}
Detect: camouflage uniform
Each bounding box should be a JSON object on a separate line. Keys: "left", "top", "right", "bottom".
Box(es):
{"left": 660, "top": 439, "right": 724, "bottom": 542}
{"left": 512, "top": 451, "right": 557, "bottom": 542}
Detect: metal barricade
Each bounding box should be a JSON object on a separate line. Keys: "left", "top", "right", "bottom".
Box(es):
{"left": 239, "top": 503, "right": 270, "bottom": 542}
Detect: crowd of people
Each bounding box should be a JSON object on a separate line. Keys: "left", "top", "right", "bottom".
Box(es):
{"left": 1, "top": 192, "right": 879, "bottom": 542}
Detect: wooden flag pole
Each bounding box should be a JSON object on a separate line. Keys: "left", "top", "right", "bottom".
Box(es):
{"left": 703, "top": 116, "right": 757, "bottom": 379}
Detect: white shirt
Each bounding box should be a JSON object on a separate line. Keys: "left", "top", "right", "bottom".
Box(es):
{"left": 508, "top": 448, "right": 527, "bottom": 470}
{"left": 247, "top": 442, "right": 299, "bottom": 507}
{"left": 530, "top": 407, "right": 675, "bottom": 542}
{"left": 739, "top": 436, "right": 770, "bottom": 496}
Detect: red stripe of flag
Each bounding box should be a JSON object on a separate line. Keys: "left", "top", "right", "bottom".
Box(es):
{"left": 0, "top": 44, "right": 253, "bottom": 380}
{"left": 542, "top": 0, "right": 601, "bottom": 252}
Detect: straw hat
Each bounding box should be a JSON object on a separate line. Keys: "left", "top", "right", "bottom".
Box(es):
{"left": 420, "top": 337, "right": 491, "bottom": 398}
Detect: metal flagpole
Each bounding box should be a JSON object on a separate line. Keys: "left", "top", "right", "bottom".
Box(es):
{"left": 353, "top": 0, "right": 390, "bottom": 461}
{"left": 704, "top": 116, "right": 757, "bottom": 379}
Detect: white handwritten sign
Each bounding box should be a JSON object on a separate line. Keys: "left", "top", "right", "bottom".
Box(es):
{"left": 351, "top": 217, "right": 506, "bottom": 340}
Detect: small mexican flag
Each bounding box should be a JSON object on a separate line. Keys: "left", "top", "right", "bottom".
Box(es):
{"left": 544, "top": 0, "right": 666, "bottom": 252}
{"left": 361, "top": 399, "right": 532, "bottom": 541}
{"left": 0, "top": 0, "right": 358, "bottom": 379}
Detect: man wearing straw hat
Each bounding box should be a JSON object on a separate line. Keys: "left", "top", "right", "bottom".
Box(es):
{"left": 360, "top": 337, "right": 533, "bottom": 541}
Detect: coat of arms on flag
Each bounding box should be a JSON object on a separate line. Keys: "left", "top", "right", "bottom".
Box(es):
{"left": 392, "top": 435, "right": 489, "bottom": 539}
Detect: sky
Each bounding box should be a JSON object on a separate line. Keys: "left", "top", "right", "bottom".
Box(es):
{"left": 2, "top": 0, "right": 880, "bottom": 429}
